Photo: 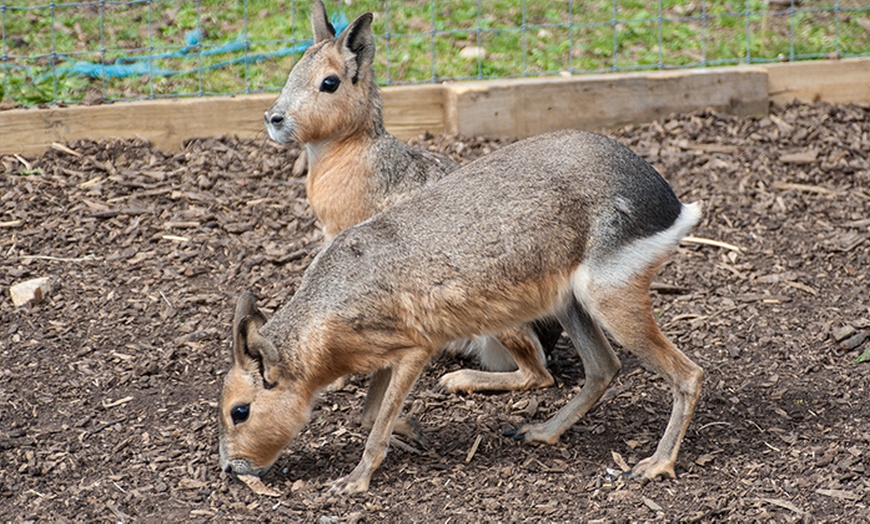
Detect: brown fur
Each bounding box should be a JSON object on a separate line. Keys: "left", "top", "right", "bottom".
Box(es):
{"left": 264, "top": 1, "right": 556, "bottom": 393}
{"left": 304, "top": 139, "right": 375, "bottom": 240}
{"left": 219, "top": 128, "right": 704, "bottom": 495}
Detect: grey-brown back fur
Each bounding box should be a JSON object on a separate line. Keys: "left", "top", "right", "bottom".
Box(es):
{"left": 263, "top": 129, "right": 681, "bottom": 348}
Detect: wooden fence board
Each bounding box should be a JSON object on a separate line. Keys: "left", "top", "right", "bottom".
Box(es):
{"left": 765, "top": 58, "right": 870, "bottom": 104}
{"left": 445, "top": 67, "right": 769, "bottom": 138}
{"left": 0, "top": 85, "right": 447, "bottom": 156}
{"left": 0, "top": 95, "right": 274, "bottom": 156}
{"left": 3, "top": 58, "right": 870, "bottom": 156}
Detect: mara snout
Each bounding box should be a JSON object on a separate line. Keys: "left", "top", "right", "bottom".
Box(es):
{"left": 263, "top": 110, "right": 290, "bottom": 144}
{"left": 261, "top": 0, "right": 560, "bottom": 396}
{"left": 219, "top": 128, "right": 704, "bottom": 496}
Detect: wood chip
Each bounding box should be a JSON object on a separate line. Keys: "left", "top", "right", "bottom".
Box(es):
{"left": 51, "top": 142, "right": 82, "bottom": 157}
{"left": 815, "top": 488, "right": 860, "bottom": 501}
{"left": 784, "top": 281, "right": 818, "bottom": 296}
{"left": 91, "top": 208, "right": 151, "bottom": 219}
{"left": 13, "top": 154, "right": 32, "bottom": 171}
{"left": 761, "top": 497, "right": 804, "bottom": 515}
{"left": 102, "top": 396, "right": 133, "bottom": 409}
{"left": 178, "top": 478, "right": 207, "bottom": 490}
{"left": 733, "top": 293, "right": 792, "bottom": 303}
{"left": 682, "top": 236, "right": 743, "bottom": 252}
{"left": 830, "top": 231, "right": 867, "bottom": 252}
{"left": 679, "top": 142, "right": 738, "bottom": 154}
{"left": 694, "top": 453, "right": 717, "bottom": 466}
{"left": 642, "top": 496, "right": 663, "bottom": 512}
{"left": 238, "top": 475, "right": 281, "bottom": 497}
{"left": 19, "top": 254, "right": 97, "bottom": 263}
{"left": 611, "top": 451, "right": 630, "bottom": 472}
{"left": 771, "top": 181, "right": 831, "bottom": 194}
{"left": 778, "top": 151, "right": 817, "bottom": 164}
{"left": 161, "top": 221, "right": 200, "bottom": 229}
{"left": 465, "top": 434, "right": 483, "bottom": 463}
{"left": 650, "top": 282, "right": 688, "bottom": 294}
{"left": 161, "top": 235, "right": 190, "bottom": 243}
{"left": 78, "top": 176, "right": 103, "bottom": 188}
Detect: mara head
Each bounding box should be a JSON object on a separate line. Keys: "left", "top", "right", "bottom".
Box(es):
{"left": 218, "top": 292, "right": 311, "bottom": 477}
{"left": 264, "top": 1, "right": 381, "bottom": 145}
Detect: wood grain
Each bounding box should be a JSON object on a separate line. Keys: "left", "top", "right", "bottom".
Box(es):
{"left": 3, "top": 58, "right": 869, "bottom": 155}
{"left": 445, "top": 68, "right": 769, "bottom": 137}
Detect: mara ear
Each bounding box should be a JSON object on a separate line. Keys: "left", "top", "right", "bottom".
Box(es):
{"left": 231, "top": 292, "right": 282, "bottom": 386}
{"left": 336, "top": 13, "right": 375, "bottom": 81}
{"left": 232, "top": 293, "right": 286, "bottom": 388}
{"left": 232, "top": 291, "right": 265, "bottom": 367}
{"left": 311, "top": 0, "right": 336, "bottom": 44}
{"left": 240, "top": 316, "right": 283, "bottom": 388}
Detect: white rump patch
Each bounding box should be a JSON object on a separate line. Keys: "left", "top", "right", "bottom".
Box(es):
{"left": 572, "top": 202, "right": 702, "bottom": 297}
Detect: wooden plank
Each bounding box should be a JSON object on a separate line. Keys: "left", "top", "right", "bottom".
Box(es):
{"left": 445, "top": 67, "right": 769, "bottom": 138}
{"left": 0, "top": 95, "right": 275, "bottom": 156}
{"left": 765, "top": 57, "right": 870, "bottom": 104}
{"left": 2, "top": 59, "right": 868, "bottom": 156}
{"left": 381, "top": 84, "right": 447, "bottom": 140}
{"left": 0, "top": 84, "right": 447, "bottom": 156}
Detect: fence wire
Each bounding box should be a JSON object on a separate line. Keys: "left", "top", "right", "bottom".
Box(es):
{"left": 1, "top": 1, "right": 869, "bottom": 107}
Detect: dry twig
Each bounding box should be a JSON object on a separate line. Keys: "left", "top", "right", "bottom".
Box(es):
{"left": 682, "top": 235, "right": 743, "bottom": 252}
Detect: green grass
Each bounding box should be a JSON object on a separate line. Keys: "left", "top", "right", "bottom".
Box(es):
{"left": 1, "top": 0, "right": 868, "bottom": 106}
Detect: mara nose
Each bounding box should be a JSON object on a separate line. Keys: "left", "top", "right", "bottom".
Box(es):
{"left": 265, "top": 112, "right": 284, "bottom": 126}
{"left": 223, "top": 463, "right": 233, "bottom": 473}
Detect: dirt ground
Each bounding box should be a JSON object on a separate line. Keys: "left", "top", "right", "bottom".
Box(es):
{"left": 1, "top": 101, "right": 868, "bottom": 523}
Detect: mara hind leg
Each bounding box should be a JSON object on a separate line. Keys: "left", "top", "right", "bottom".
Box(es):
{"left": 437, "top": 324, "right": 554, "bottom": 394}
{"left": 506, "top": 297, "right": 621, "bottom": 444}
{"left": 583, "top": 268, "right": 703, "bottom": 480}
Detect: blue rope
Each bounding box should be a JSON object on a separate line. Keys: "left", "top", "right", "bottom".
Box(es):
{"left": 39, "top": 13, "right": 348, "bottom": 82}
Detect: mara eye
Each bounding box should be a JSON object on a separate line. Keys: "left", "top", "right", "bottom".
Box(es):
{"left": 319, "top": 75, "right": 341, "bottom": 93}
{"left": 230, "top": 404, "right": 250, "bottom": 425}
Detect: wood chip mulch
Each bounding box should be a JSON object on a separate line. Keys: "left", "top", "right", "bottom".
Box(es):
{"left": 1, "top": 101, "right": 868, "bottom": 522}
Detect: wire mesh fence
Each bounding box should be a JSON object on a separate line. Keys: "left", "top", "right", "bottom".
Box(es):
{"left": 2, "top": 0, "right": 869, "bottom": 107}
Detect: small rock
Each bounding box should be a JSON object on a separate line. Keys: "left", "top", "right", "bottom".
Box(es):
{"left": 832, "top": 325, "right": 856, "bottom": 342}
{"left": 459, "top": 46, "right": 486, "bottom": 59}
{"left": 839, "top": 331, "right": 869, "bottom": 352}
{"left": 10, "top": 277, "right": 52, "bottom": 307}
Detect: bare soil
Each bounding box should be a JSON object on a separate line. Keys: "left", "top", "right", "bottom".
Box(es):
{"left": 1, "top": 102, "right": 868, "bottom": 523}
